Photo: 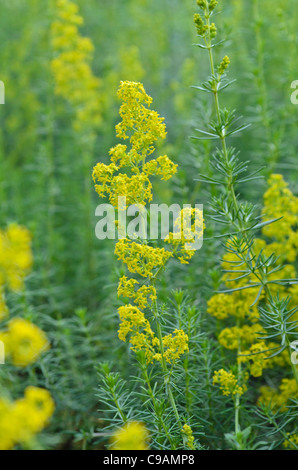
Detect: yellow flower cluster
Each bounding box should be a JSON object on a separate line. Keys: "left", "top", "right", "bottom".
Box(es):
{"left": 238, "top": 342, "right": 268, "bottom": 378}
{"left": 118, "top": 276, "right": 157, "bottom": 310}
{"left": 115, "top": 239, "right": 172, "bottom": 278}
{"left": 118, "top": 305, "right": 155, "bottom": 344}
{"left": 194, "top": 0, "right": 218, "bottom": 38}
{"left": 207, "top": 291, "right": 259, "bottom": 321}
{"left": 283, "top": 433, "right": 298, "bottom": 450}
{"left": 218, "top": 324, "right": 263, "bottom": 351}
{"left": 118, "top": 305, "right": 188, "bottom": 365}
{"left": 213, "top": 369, "right": 246, "bottom": 397}
{"left": 0, "top": 222, "right": 54, "bottom": 449}
{"left": 93, "top": 82, "right": 190, "bottom": 369}
{"left": 116, "top": 81, "right": 166, "bottom": 151}
{"left": 0, "top": 318, "right": 49, "bottom": 367}
{"left": 162, "top": 329, "right": 189, "bottom": 363}
{"left": 262, "top": 174, "right": 298, "bottom": 262}
{"left": 182, "top": 424, "right": 195, "bottom": 450}
{"left": 165, "top": 208, "right": 205, "bottom": 264}
{"left": 0, "top": 223, "right": 49, "bottom": 368}
{"left": 208, "top": 174, "right": 298, "bottom": 396}
{"left": 110, "top": 421, "right": 149, "bottom": 450}
{"left": 0, "top": 387, "right": 54, "bottom": 450}
{"left": 238, "top": 342, "right": 290, "bottom": 378}
{"left": 51, "top": 0, "right": 102, "bottom": 133}
{"left": 93, "top": 81, "right": 177, "bottom": 208}
{"left": 218, "top": 55, "right": 230, "bottom": 76}
{"left": 0, "top": 223, "right": 33, "bottom": 292}
{"left": 258, "top": 378, "right": 298, "bottom": 412}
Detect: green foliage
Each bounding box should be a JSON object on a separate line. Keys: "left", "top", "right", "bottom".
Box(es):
{"left": 0, "top": 0, "right": 297, "bottom": 450}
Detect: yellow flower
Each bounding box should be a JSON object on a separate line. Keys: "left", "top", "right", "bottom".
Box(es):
{"left": 213, "top": 369, "right": 246, "bottom": 397}
{"left": 2, "top": 318, "right": 49, "bottom": 367}
{"left": 258, "top": 378, "right": 298, "bottom": 412}
{"left": 162, "top": 329, "right": 189, "bottom": 363}
{"left": 18, "top": 386, "right": 55, "bottom": 434}
{"left": 0, "top": 398, "right": 16, "bottom": 450}
{"left": 51, "top": 0, "right": 102, "bottom": 133}
{"left": 0, "top": 387, "right": 54, "bottom": 450}
{"left": 0, "top": 288, "right": 8, "bottom": 321}
{"left": 165, "top": 207, "right": 205, "bottom": 264}
{"left": 219, "top": 324, "right": 262, "bottom": 351}
{"left": 182, "top": 424, "right": 195, "bottom": 450}
{"left": 118, "top": 276, "right": 157, "bottom": 310}
{"left": 93, "top": 81, "right": 176, "bottom": 207}
{"left": 117, "top": 304, "right": 158, "bottom": 363}
{"left": 110, "top": 421, "right": 150, "bottom": 450}
{"left": 115, "top": 239, "right": 172, "bottom": 278}
{"left": 144, "top": 155, "right": 177, "bottom": 181}
{"left": 0, "top": 224, "right": 33, "bottom": 291}
{"left": 261, "top": 174, "right": 298, "bottom": 259}
{"left": 238, "top": 342, "right": 268, "bottom": 378}
{"left": 283, "top": 433, "right": 298, "bottom": 449}
{"left": 93, "top": 81, "right": 190, "bottom": 372}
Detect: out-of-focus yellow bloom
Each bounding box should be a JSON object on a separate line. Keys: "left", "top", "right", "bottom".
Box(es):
{"left": 283, "top": 433, "right": 298, "bottom": 449}
{"left": 1, "top": 318, "right": 49, "bottom": 367}
{"left": 0, "top": 223, "right": 32, "bottom": 291}
{"left": 262, "top": 174, "right": 298, "bottom": 262}
{"left": 208, "top": 173, "right": 298, "bottom": 394}
{"left": 110, "top": 421, "right": 149, "bottom": 450}
{"left": 258, "top": 378, "right": 298, "bottom": 412}
{"left": 51, "top": 0, "right": 102, "bottom": 134}
{"left": 0, "top": 289, "right": 8, "bottom": 321}
{"left": 0, "top": 387, "right": 54, "bottom": 450}
{"left": 218, "top": 324, "right": 263, "bottom": 351}
{"left": 238, "top": 342, "right": 268, "bottom": 378}
{"left": 207, "top": 291, "right": 259, "bottom": 321}
{"left": 238, "top": 341, "right": 290, "bottom": 378}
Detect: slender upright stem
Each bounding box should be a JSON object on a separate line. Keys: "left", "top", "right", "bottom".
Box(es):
{"left": 151, "top": 282, "right": 182, "bottom": 430}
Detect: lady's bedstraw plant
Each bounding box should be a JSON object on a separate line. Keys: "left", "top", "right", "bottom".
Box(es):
{"left": 51, "top": 0, "right": 104, "bottom": 279}
{"left": 0, "top": 224, "right": 54, "bottom": 450}
{"left": 93, "top": 81, "right": 204, "bottom": 450}
{"left": 193, "top": 0, "right": 297, "bottom": 449}
{"left": 51, "top": 0, "right": 102, "bottom": 136}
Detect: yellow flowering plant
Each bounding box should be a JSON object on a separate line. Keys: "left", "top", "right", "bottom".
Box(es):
{"left": 0, "top": 223, "right": 54, "bottom": 450}
{"left": 192, "top": 0, "right": 298, "bottom": 450}
{"left": 94, "top": 80, "right": 204, "bottom": 450}
{"left": 51, "top": 0, "right": 102, "bottom": 135}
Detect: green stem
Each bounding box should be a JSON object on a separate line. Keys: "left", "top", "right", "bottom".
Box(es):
{"left": 151, "top": 283, "right": 182, "bottom": 432}
{"left": 110, "top": 388, "right": 127, "bottom": 424}
{"left": 141, "top": 365, "right": 175, "bottom": 449}
{"left": 234, "top": 318, "right": 242, "bottom": 435}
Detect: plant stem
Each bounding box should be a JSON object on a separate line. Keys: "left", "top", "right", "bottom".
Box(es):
{"left": 141, "top": 365, "right": 175, "bottom": 449}
{"left": 151, "top": 282, "right": 182, "bottom": 432}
